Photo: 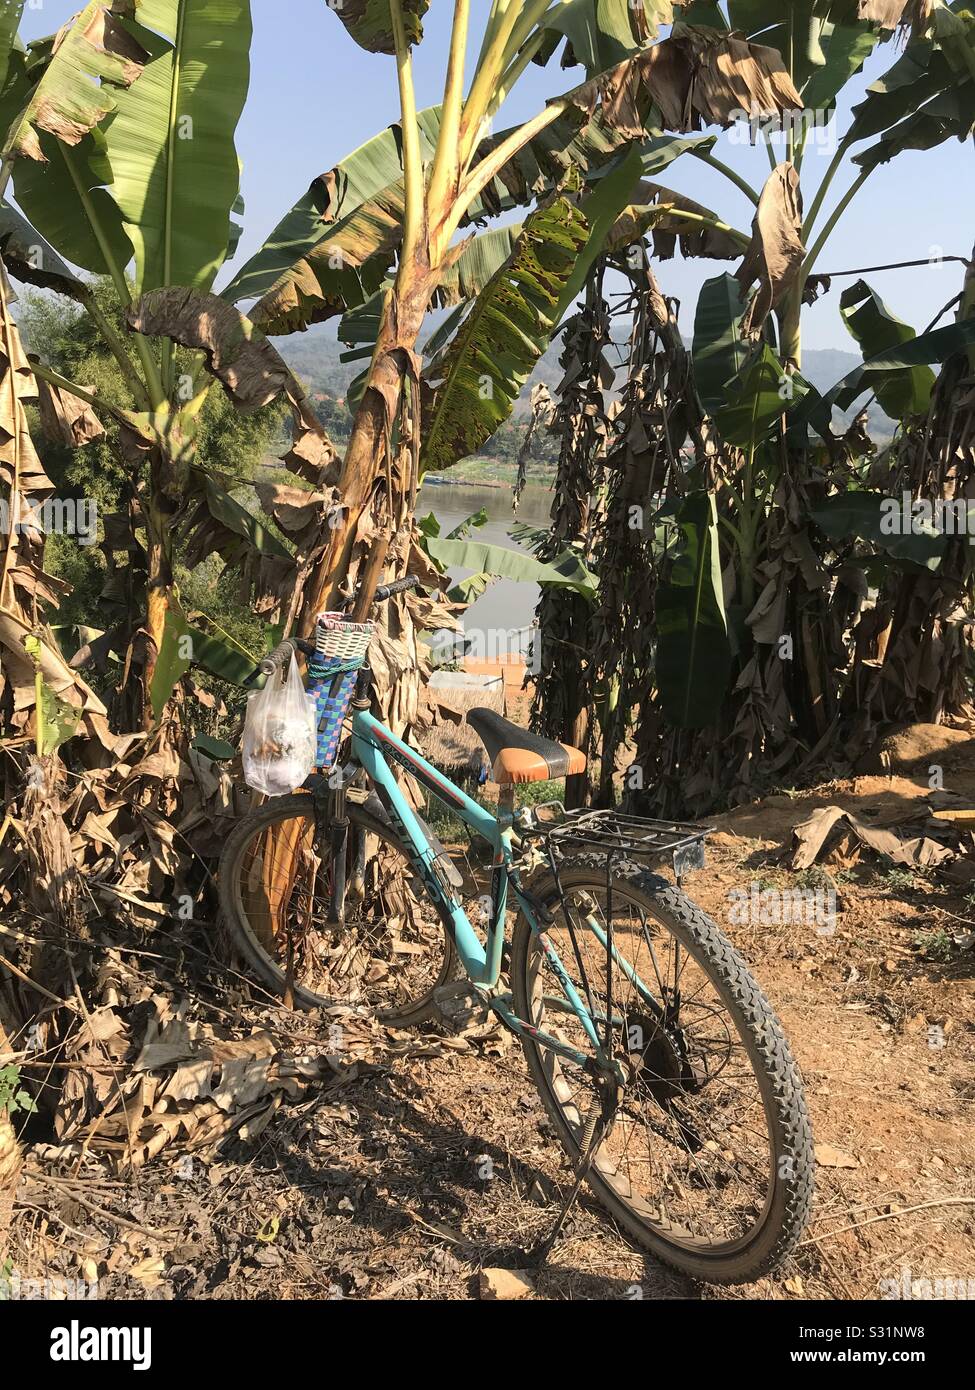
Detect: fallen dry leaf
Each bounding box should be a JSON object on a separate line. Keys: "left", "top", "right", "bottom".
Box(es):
{"left": 128, "top": 1256, "right": 166, "bottom": 1290}
{"left": 791, "top": 804, "right": 952, "bottom": 870}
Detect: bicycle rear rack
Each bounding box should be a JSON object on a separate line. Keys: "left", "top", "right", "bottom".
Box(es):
{"left": 519, "top": 805, "right": 711, "bottom": 878}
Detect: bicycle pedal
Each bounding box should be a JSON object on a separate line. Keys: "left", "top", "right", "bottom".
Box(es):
{"left": 432, "top": 981, "right": 492, "bottom": 1034}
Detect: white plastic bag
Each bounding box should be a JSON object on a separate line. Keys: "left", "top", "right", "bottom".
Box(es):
{"left": 242, "top": 653, "right": 315, "bottom": 796}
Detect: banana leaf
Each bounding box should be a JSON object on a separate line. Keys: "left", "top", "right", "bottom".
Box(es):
{"left": 655, "top": 490, "right": 731, "bottom": 728}
{"left": 826, "top": 317, "right": 975, "bottom": 417}
{"left": 192, "top": 732, "right": 237, "bottom": 759}
{"left": 553, "top": 145, "right": 644, "bottom": 320}
{"left": 326, "top": 0, "right": 428, "bottom": 55}
{"left": 0, "top": 3, "right": 24, "bottom": 91}
{"left": 151, "top": 610, "right": 264, "bottom": 710}
{"left": 538, "top": 1, "right": 675, "bottom": 77}
{"left": 435, "top": 226, "right": 525, "bottom": 308}
{"left": 851, "top": 10, "right": 975, "bottom": 168}
{"left": 222, "top": 107, "right": 442, "bottom": 310}
{"left": 692, "top": 272, "right": 750, "bottom": 414}
{"left": 103, "top": 0, "right": 253, "bottom": 295}
{"left": 424, "top": 537, "right": 598, "bottom": 600}
{"left": 2, "top": 1, "right": 147, "bottom": 162}
{"left": 187, "top": 626, "right": 261, "bottom": 687}
{"left": 150, "top": 607, "right": 192, "bottom": 720}
{"left": 13, "top": 127, "right": 134, "bottom": 278}
{"left": 194, "top": 473, "right": 292, "bottom": 561}
{"left": 229, "top": 103, "right": 702, "bottom": 336}
{"left": 789, "top": 316, "right": 975, "bottom": 442}
{"left": 803, "top": 18, "right": 880, "bottom": 112}
{"left": 715, "top": 344, "right": 808, "bottom": 448}
{"left": 25, "top": 633, "right": 82, "bottom": 755}
{"left": 839, "top": 280, "right": 934, "bottom": 419}
{"left": 420, "top": 190, "right": 589, "bottom": 476}
{"left": 810, "top": 490, "right": 948, "bottom": 570}
{"left": 446, "top": 572, "right": 495, "bottom": 605}
{"left": 855, "top": 84, "right": 975, "bottom": 170}
{"left": 422, "top": 155, "right": 644, "bottom": 473}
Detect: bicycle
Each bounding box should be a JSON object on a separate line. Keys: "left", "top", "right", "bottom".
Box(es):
{"left": 218, "top": 576, "right": 814, "bottom": 1283}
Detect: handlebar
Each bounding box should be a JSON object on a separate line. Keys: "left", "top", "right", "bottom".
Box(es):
{"left": 258, "top": 638, "right": 295, "bottom": 677}
{"left": 257, "top": 636, "right": 316, "bottom": 677}
{"left": 371, "top": 574, "right": 422, "bottom": 603}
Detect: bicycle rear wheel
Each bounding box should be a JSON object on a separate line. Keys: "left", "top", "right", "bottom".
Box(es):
{"left": 511, "top": 854, "right": 814, "bottom": 1284}
{"left": 218, "top": 795, "right": 457, "bottom": 1024}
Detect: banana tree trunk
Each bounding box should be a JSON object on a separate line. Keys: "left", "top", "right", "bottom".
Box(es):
{"left": 143, "top": 465, "right": 177, "bottom": 726}
{"left": 138, "top": 421, "right": 190, "bottom": 730}
{"left": 299, "top": 263, "right": 434, "bottom": 636}
{"left": 23, "top": 753, "right": 86, "bottom": 932}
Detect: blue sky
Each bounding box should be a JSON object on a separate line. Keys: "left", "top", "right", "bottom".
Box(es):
{"left": 19, "top": 0, "right": 975, "bottom": 351}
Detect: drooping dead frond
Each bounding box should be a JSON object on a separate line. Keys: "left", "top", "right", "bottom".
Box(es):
{"left": 4, "top": 1, "right": 148, "bottom": 163}
{"left": 568, "top": 25, "right": 803, "bottom": 139}
{"left": 0, "top": 263, "right": 107, "bottom": 739}
{"left": 608, "top": 181, "right": 744, "bottom": 261}
{"left": 857, "top": 1, "right": 933, "bottom": 35}
{"left": 34, "top": 373, "right": 105, "bottom": 448}
{"left": 736, "top": 164, "right": 805, "bottom": 338}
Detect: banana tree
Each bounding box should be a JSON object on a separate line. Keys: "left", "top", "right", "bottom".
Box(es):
{"left": 201, "top": 0, "right": 806, "bottom": 690}
{"left": 532, "top": 0, "right": 975, "bottom": 812}
{"left": 0, "top": 10, "right": 110, "bottom": 747}
{"left": 674, "top": 0, "right": 975, "bottom": 793}
{"left": 0, "top": 0, "right": 328, "bottom": 729}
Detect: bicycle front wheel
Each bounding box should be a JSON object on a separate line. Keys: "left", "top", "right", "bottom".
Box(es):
{"left": 218, "top": 795, "right": 458, "bottom": 1024}
{"left": 511, "top": 855, "right": 814, "bottom": 1284}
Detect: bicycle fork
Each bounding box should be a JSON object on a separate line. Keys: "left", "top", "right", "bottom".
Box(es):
{"left": 311, "top": 780, "right": 349, "bottom": 928}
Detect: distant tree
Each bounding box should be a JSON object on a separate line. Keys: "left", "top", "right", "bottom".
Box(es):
{"left": 19, "top": 283, "right": 283, "bottom": 663}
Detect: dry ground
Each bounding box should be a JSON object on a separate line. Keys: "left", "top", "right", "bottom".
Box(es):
{"left": 7, "top": 757, "right": 975, "bottom": 1302}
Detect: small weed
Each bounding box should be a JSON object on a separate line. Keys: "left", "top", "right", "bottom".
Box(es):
{"left": 913, "top": 928, "right": 955, "bottom": 961}
{"left": 747, "top": 874, "right": 786, "bottom": 892}
{"left": 0, "top": 1064, "right": 36, "bottom": 1118}
{"left": 794, "top": 866, "right": 850, "bottom": 890}
{"left": 877, "top": 866, "right": 920, "bottom": 893}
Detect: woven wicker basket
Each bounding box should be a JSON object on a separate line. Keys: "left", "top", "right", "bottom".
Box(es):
{"left": 308, "top": 613, "right": 374, "bottom": 770}
{"left": 314, "top": 612, "right": 373, "bottom": 664}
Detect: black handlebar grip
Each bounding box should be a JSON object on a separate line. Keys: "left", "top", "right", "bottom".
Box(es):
{"left": 374, "top": 575, "right": 421, "bottom": 603}
{"left": 258, "top": 638, "right": 296, "bottom": 676}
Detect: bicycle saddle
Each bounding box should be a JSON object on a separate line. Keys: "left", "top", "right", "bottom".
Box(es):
{"left": 466, "top": 708, "right": 587, "bottom": 785}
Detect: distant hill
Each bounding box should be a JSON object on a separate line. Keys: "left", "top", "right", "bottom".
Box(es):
{"left": 517, "top": 330, "right": 890, "bottom": 434}
{"left": 274, "top": 320, "right": 891, "bottom": 440}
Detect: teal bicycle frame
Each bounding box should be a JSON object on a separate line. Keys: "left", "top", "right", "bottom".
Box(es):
{"left": 350, "top": 706, "right": 616, "bottom": 1075}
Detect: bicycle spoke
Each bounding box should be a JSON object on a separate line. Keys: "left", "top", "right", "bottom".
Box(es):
{"left": 234, "top": 810, "right": 451, "bottom": 1015}
{"left": 526, "top": 875, "right": 778, "bottom": 1253}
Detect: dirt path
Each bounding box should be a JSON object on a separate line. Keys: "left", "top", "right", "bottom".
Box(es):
{"left": 8, "top": 774, "right": 974, "bottom": 1301}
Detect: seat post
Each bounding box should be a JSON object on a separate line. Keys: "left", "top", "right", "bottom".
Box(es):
{"left": 497, "top": 784, "right": 515, "bottom": 828}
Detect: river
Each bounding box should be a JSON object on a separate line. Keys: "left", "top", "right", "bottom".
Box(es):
{"left": 418, "top": 479, "right": 553, "bottom": 657}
